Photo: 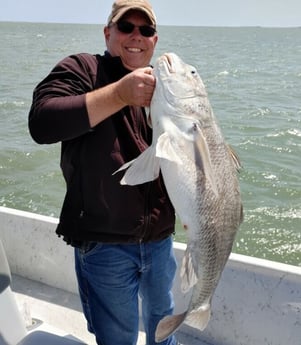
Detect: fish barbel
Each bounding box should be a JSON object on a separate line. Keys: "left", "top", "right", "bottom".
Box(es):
{"left": 115, "top": 53, "right": 243, "bottom": 342}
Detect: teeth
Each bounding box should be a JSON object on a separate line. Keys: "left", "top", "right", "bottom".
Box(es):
{"left": 127, "top": 48, "right": 142, "bottom": 53}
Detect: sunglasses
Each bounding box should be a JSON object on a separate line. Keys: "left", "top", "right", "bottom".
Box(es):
{"left": 116, "top": 21, "right": 157, "bottom": 37}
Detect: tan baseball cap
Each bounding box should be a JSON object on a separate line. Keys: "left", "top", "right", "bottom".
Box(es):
{"left": 107, "top": 0, "right": 157, "bottom": 27}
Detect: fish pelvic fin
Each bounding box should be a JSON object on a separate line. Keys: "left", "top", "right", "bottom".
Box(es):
{"left": 193, "top": 124, "right": 218, "bottom": 197}
{"left": 185, "top": 304, "right": 211, "bottom": 331}
{"left": 113, "top": 146, "right": 160, "bottom": 185}
{"left": 155, "top": 312, "right": 187, "bottom": 343}
{"left": 156, "top": 132, "right": 183, "bottom": 165}
{"left": 180, "top": 248, "right": 198, "bottom": 293}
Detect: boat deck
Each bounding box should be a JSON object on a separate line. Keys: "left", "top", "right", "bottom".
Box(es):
{"left": 12, "top": 274, "right": 208, "bottom": 345}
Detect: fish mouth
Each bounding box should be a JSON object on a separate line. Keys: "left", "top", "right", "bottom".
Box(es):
{"left": 163, "top": 53, "right": 175, "bottom": 73}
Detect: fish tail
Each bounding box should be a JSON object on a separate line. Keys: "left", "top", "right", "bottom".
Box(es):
{"left": 185, "top": 305, "right": 211, "bottom": 331}
{"left": 155, "top": 312, "right": 187, "bottom": 342}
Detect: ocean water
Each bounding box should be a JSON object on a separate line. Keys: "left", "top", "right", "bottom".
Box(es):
{"left": 0, "top": 22, "right": 300, "bottom": 266}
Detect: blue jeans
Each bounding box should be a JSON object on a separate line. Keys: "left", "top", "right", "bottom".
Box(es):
{"left": 74, "top": 236, "right": 178, "bottom": 345}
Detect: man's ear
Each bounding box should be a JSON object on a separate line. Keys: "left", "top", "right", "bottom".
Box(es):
{"left": 104, "top": 26, "right": 110, "bottom": 42}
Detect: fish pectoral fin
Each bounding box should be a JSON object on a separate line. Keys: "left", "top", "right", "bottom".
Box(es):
{"left": 180, "top": 249, "right": 199, "bottom": 293}
{"left": 156, "top": 132, "right": 183, "bottom": 164}
{"left": 194, "top": 126, "right": 218, "bottom": 196}
{"left": 185, "top": 305, "right": 211, "bottom": 331}
{"left": 155, "top": 311, "right": 187, "bottom": 343}
{"left": 113, "top": 146, "right": 160, "bottom": 185}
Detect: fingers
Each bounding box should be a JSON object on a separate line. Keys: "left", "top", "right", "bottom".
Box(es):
{"left": 143, "top": 66, "right": 153, "bottom": 75}
{"left": 118, "top": 68, "right": 156, "bottom": 107}
{"left": 143, "top": 67, "right": 156, "bottom": 86}
{"left": 139, "top": 68, "right": 156, "bottom": 106}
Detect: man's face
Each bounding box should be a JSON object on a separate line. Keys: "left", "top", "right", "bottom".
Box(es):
{"left": 104, "top": 10, "right": 158, "bottom": 70}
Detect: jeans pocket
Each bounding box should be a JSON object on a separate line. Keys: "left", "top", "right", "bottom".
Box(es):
{"left": 80, "top": 241, "right": 102, "bottom": 256}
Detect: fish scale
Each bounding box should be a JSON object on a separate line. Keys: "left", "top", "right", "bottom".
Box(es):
{"left": 115, "top": 52, "right": 243, "bottom": 342}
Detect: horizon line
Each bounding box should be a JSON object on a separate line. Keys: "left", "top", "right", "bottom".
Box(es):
{"left": 1, "top": 19, "right": 300, "bottom": 29}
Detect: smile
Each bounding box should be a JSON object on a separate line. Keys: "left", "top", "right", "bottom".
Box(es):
{"left": 126, "top": 47, "right": 143, "bottom": 53}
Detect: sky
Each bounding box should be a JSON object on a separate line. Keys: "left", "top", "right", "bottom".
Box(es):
{"left": 0, "top": 0, "right": 300, "bottom": 27}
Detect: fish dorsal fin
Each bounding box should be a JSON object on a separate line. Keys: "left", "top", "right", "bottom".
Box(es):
{"left": 193, "top": 124, "right": 218, "bottom": 197}
{"left": 228, "top": 144, "right": 242, "bottom": 171}
{"left": 156, "top": 132, "right": 183, "bottom": 164}
{"left": 113, "top": 146, "right": 160, "bottom": 185}
{"left": 180, "top": 248, "right": 198, "bottom": 293}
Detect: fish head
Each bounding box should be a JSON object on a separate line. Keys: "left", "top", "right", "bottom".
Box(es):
{"left": 151, "top": 53, "right": 210, "bottom": 122}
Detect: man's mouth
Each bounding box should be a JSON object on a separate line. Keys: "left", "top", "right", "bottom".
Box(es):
{"left": 126, "top": 47, "right": 143, "bottom": 53}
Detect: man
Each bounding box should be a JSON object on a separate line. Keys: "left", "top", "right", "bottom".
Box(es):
{"left": 28, "top": 1, "right": 179, "bottom": 344}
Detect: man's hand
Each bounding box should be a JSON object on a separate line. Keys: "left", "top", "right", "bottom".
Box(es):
{"left": 86, "top": 67, "right": 155, "bottom": 128}
{"left": 116, "top": 67, "right": 156, "bottom": 107}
